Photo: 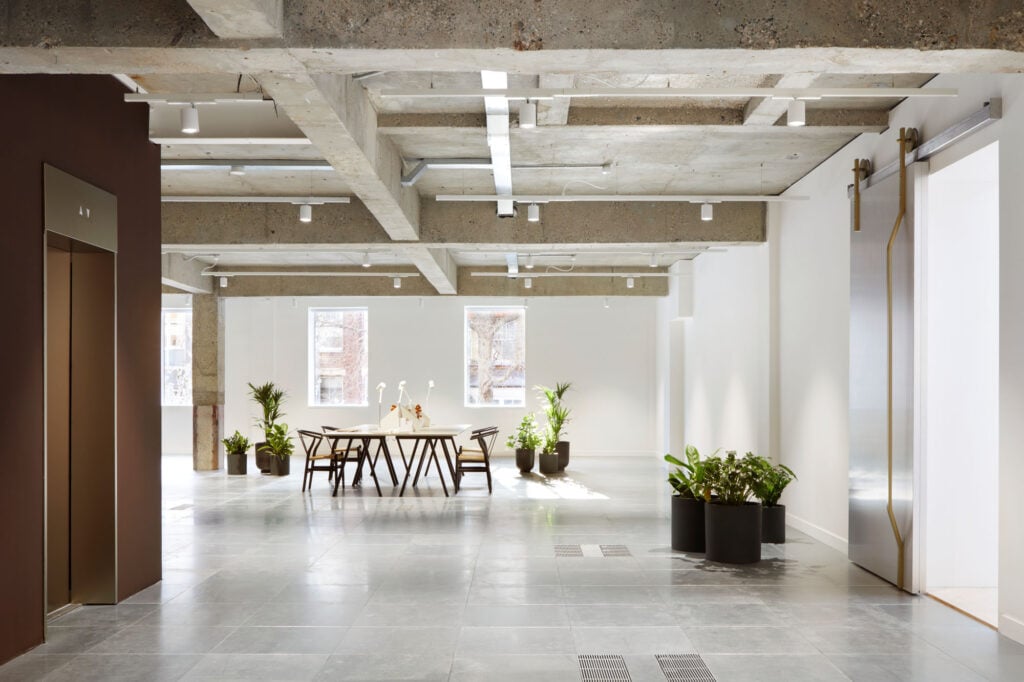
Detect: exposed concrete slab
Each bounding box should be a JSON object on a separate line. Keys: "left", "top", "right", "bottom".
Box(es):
{"left": 161, "top": 253, "right": 213, "bottom": 294}
{"left": 3, "top": 1, "right": 1023, "bottom": 50}
{"left": 187, "top": 0, "right": 282, "bottom": 39}
{"left": 146, "top": 99, "right": 308, "bottom": 145}
{"left": 162, "top": 199, "right": 765, "bottom": 247}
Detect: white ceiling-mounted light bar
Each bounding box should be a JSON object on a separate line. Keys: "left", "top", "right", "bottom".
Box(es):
{"left": 437, "top": 194, "right": 807, "bottom": 203}
{"left": 380, "top": 87, "right": 958, "bottom": 100}
{"left": 162, "top": 160, "right": 335, "bottom": 172}
{"left": 161, "top": 196, "right": 351, "bottom": 204}
{"left": 201, "top": 270, "right": 420, "bottom": 279}
{"left": 124, "top": 92, "right": 266, "bottom": 105}
{"left": 471, "top": 271, "right": 674, "bottom": 279}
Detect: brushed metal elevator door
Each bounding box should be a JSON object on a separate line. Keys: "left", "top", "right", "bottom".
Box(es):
{"left": 848, "top": 163, "right": 925, "bottom": 592}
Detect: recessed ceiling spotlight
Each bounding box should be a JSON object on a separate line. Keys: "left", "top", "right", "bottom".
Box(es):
{"left": 519, "top": 99, "right": 537, "bottom": 129}
{"left": 362, "top": 252, "right": 371, "bottom": 268}
{"left": 649, "top": 253, "right": 657, "bottom": 268}
{"left": 787, "top": 99, "right": 806, "bottom": 127}
{"left": 229, "top": 165, "right": 246, "bottom": 176}
{"left": 524, "top": 277, "right": 532, "bottom": 289}
{"left": 181, "top": 104, "right": 199, "bottom": 134}
{"left": 299, "top": 204, "right": 313, "bottom": 223}
{"left": 525, "top": 254, "right": 535, "bottom": 270}
{"left": 701, "top": 203, "right": 713, "bottom": 221}
{"left": 626, "top": 277, "right": 635, "bottom": 289}
{"left": 527, "top": 203, "right": 540, "bottom": 222}
{"left": 393, "top": 277, "right": 402, "bottom": 289}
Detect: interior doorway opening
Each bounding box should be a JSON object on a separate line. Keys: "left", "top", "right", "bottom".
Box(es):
{"left": 923, "top": 141, "right": 1000, "bottom": 627}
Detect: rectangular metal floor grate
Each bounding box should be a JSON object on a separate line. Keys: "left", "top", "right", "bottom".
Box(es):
{"left": 579, "top": 654, "right": 631, "bottom": 681}
{"left": 656, "top": 654, "right": 715, "bottom": 682}
{"left": 600, "top": 544, "right": 631, "bottom": 557}
{"left": 555, "top": 544, "right": 584, "bottom": 557}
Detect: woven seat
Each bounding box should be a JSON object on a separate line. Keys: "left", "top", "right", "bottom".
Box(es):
{"left": 455, "top": 426, "right": 498, "bottom": 493}
{"left": 321, "top": 426, "right": 363, "bottom": 489}
{"left": 298, "top": 430, "right": 332, "bottom": 492}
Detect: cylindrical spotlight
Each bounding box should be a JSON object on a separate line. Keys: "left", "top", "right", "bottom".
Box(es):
{"left": 525, "top": 254, "right": 535, "bottom": 270}
{"left": 626, "top": 277, "right": 635, "bottom": 289}
{"left": 787, "top": 99, "right": 806, "bottom": 127}
{"left": 649, "top": 253, "right": 657, "bottom": 268}
{"left": 229, "top": 165, "right": 246, "bottom": 176}
{"left": 520, "top": 100, "right": 537, "bottom": 129}
{"left": 299, "top": 204, "right": 313, "bottom": 223}
{"left": 362, "top": 252, "right": 371, "bottom": 268}
{"left": 181, "top": 105, "right": 199, "bottom": 134}
{"left": 701, "top": 202, "right": 713, "bottom": 222}
{"left": 603, "top": 297, "right": 610, "bottom": 309}
{"left": 524, "top": 277, "right": 532, "bottom": 289}
{"left": 527, "top": 203, "right": 540, "bottom": 222}
{"left": 219, "top": 276, "right": 228, "bottom": 288}
{"left": 393, "top": 277, "right": 402, "bottom": 289}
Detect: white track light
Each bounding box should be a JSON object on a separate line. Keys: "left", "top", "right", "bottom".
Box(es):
{"left": 626, "top": 277, "right": 635, "bottom": 289}
{"left": 520, "top": 100, "right": 537, "bottom": 129}
{"left": 525, "top": 254, "right": 535, "bottom": 269}
{"left": 701, "top": 202, "right": 713, "bottom": 221}
{"left": 649, "top": 253, "right": 657, "bottom": 268}
{"left": 527, "top": 202, "right": 540, "bottom": 222}
{"left": 524, "top": 277, "right": 532, "bottom": 289}
{"left": 603, "top": 297, "right": 610, "bottom": 309}
{"left": 393, "top": 277, "right": 401, "bottom": 289}
{"left": 362, "top": 252, "right": 371, "bottom": 268}
{"left": 219, "top": 276, "right": 228, "bottom": 288}
{"left": 787, "top": 99, "right": 806, "bottom": 127}
{"left": 228, "top": 165, "right": 245, "bottom": 176}
{"left": 299, "top": 204, "right": 312, "bottom": 223}
{"left": 181, "top": 104, "right": 199, "bottom": 134}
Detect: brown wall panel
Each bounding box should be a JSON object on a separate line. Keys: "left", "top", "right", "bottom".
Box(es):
{"left": 0, "top": 75, "right": 161, "bottom": 663}
{"left": 45, "top": 248, "right": 71, "bottom": 613}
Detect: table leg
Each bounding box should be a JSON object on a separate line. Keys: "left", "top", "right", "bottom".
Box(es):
{"left": 378, "top": 439, "right": 399, "bottom": 486}
{"left": 397, "top": 439, "right": 421, "bottom": 497}
{"left": 427, "top": 437, "right": 449, "bottom": 497}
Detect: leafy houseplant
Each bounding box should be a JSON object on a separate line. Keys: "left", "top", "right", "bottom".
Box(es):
{"left": 539, "top": 430, "right": 560, "bottom": 475}
{"left": 248, "top": 381, "right": 285, "bottom": 473}
{"left": 222, "top": 430, "right": 251, "bottom": 476}
{"left": 703, "top": 451, "right": 765, "bottom": 564}
{"left": 664, "top": 445, "right": 714, "bottom": 552}
{"left": 264, "top": 423, "right": 294, "bottom": 477}
{"left": 751, "top": 457, "right": 797, "bottom": 543}
{"left": 506, "top": 414, "right": 542, "bottom": 473}
{"left": 536, "top": 382, "right": 572, "bottom": 470}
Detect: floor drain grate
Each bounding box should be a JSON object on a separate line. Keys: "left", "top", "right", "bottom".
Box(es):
{"left": 579, "top": 654, "right": 631, "bottom": 681}
{"left": 656, "top": 654, "right": 715, "bottom": 682}
{"left": 600, "top": 544, "right": 631, "bottom": 557}
{"left": 555, "top": 544, "right": 584, "bottom": 557}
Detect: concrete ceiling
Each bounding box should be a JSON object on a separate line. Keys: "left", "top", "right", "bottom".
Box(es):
{"left": 4, "top": 1, "right": 1016, "bottom": 296}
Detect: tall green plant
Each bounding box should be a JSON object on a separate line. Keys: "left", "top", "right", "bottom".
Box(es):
{"left": 703, "top": 451, "right": 762, "bottom": 505}
{"left": 664, "top": 444, "right": 715, "bottom": 500}
{"left": 248, "top": 381, "right": 285, "bottom": 440}
{"left": 750, "top": 457, "right": 797, "bottom": 507}
{"left": 535, "top": 382, "right": 572, "bottom": 447}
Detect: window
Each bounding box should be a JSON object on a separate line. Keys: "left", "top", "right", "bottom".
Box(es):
{"left": 161, "top": 309, "right": 192, "bottom": 406}
{"left": 309, "top": 308, "right": 368, "bottom": 406}
{"left": 465, "top": 306, "right": 526, "bottom": 406}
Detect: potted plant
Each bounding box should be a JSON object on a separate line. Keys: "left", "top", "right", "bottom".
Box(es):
{"left": 538, "top": 431, "right": 560, "bottom": 475}
{"left": 264, "top": 422, "right": 294, "bottom": 476}
{"left": 703, "top": 451, "right": 764, "bottom": 564}
{"left": 222, "top": 430, "right": 250, "bottom": 476}
{"left": 507, "top": 414, "right": 542, "bottom": 473}
{"left": 664, "top": 445, "right": 713, "bottom": 553}
{"left": 248, "top": 381, "right": 285, "bottom": 473}
{"left": 536, "top": 383, "right": 572, "bottom": 470}
{"left": 751, "top": 457, "right": 797, "bottom": 543}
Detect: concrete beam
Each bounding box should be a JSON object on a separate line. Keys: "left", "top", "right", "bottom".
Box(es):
{"left": 186, "top": 0, "right": 283, "bottom": 39}
{"left": 162, "top": 199, "right": 766, "bottom": 248}
{"left": 3, "top": 2, "right": 1023, "bottom": 50}
{"left": 744, "top": 73, "right": 819, "bottom": 126}
{"left": 147, "top": 100, "right": 308, "bottom": 145}
{"left": 161, "top": 253, "right": 213, "bottom": 294}
{"left": 537, "top": 74, "right": 574, "bottom": 126}
{"left": 406, "top": 246, "right": 458, "bottom": 295}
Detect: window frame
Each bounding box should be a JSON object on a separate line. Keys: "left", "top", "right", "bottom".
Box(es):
{"left": 463, "top": 305, "right": 527, "bottom": 408}
{"left": 160, "top": 307, "right": 193, "bottom": 407}
{"left": 307, "top": 307, "right": 369, "bottom": 408}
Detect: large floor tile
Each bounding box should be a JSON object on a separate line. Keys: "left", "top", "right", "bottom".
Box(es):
{"left": 181, "top": 653, "right": 329, "bottom": 681}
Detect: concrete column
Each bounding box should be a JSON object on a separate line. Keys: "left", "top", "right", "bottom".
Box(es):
{"left": 192, "top": 293, "right": 225, "bottom": 471}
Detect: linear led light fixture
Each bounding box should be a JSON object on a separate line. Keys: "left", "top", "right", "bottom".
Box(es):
{"left": 201, "top": 270, "right": 420, "bottom": 278}
{"left": 380, "top": 87, "right": 957, "bottom": 100}
{"left": 161, "top": 160, "right": 334, "bottom": 172}
{"left": 437, "top": 194, "right": 807, "bottom": 203}
{"left": 161, "top": 195, "right": 351, "bottom": 204}
{"left": 124, "top": 92, "right": 266, "bottom": 105}
{"left": 401, "top": 158, "right": 609, "bottom": 186}
{"left": 471, "top": 271, "right": 673, "bottom": 279}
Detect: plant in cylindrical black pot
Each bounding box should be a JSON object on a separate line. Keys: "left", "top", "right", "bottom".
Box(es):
{"left": 222, "top": 430, "right": 250, "bottom": 475}
{"left": 536, "top": 382, "right": 572, "bottom": 470}
{"left": 664, "top": 445, "right": 713, "bottom": 553}
{"left": 704, "top": 451, "right": 763, "bottom": 564}
{"left": 265, "top": 423, "right": 294, "bottom": 476}
{"left": 507, "top": 414, "right": 542, "bottom": 473}
{"left": 538, "top": 432, "right": 560, "bottom": 475}
{"left": 248, "top": 381, "right": 285, "bottom": 473}
{"left": 751, "top": 457, "right": 797, "bottom": 544}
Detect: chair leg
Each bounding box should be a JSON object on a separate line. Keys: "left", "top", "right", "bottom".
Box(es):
{"left": 485, "top": 463, "right": 492, "bottom": 494}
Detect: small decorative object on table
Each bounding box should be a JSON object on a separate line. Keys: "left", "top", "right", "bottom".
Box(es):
{"left": 222, "top": 430, "right": 251, "bottom": 475}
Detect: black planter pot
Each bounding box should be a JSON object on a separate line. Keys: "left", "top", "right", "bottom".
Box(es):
{"left": 539, "top": 452, "right": 560, "bottom": 475}
{"left": 762, "top": 504, "right": 786, "bottom": 543}
{"left": 515, "top": 448, "right": 536, "bottom": 472}
{"left": 227, "top": 452, "right": 247, "bottom": 475}
{"left": 556, "top": 441, "right": 570, "bottom": 470}
{"left": 269, "top": 455, "right": 290, "bottom": 476}
{"left": 705, "top": 501, "right": 762, "bottom": 564}
{"left": 671, "top": 495, "right": 706, "bottom": 553}
{"left": 255, "top": 442, "right": 270, "bottom": 473}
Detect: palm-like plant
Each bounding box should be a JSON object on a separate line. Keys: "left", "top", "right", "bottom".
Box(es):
{"left": 248, "top": 381, "right": 285, "bottom": 441}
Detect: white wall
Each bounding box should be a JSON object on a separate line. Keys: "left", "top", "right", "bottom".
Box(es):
{"left": 161, "top": 293, "right": 192, "bottom": 455}
{"left": 223, "top": 296, "right": 659, "bottom": 456}
{"left": 924, "top": 142, "right": 1000, "bottom": 590}
{"left": 679, "top": 246, "right": 769, "bottom": 458}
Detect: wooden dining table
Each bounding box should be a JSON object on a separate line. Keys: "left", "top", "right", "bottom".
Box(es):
{"left": 322, "top": 424, "right": 471, "bottom": 497}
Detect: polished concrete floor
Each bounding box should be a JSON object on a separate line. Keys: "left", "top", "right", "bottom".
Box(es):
{"left": 3, "top": 454, "right": 1024, "bottom": 681}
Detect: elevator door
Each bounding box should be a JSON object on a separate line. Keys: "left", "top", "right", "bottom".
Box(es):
{"left": 45, "top": 247, "right": 71, "bottom": 613}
